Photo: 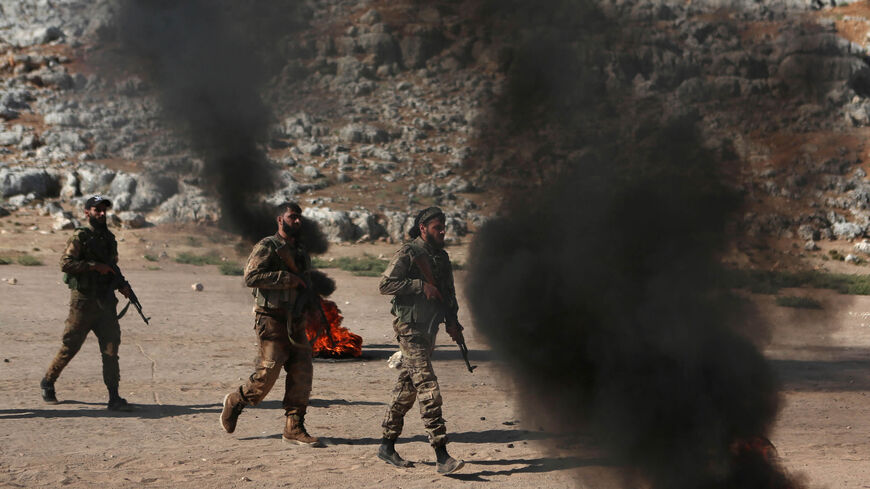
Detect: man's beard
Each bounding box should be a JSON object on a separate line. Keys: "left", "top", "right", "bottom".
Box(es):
{"left": 281, "top": 219, "right": 301, "bottom": 238}
{"left": 424, "top": 232, "right": 443, "bottom": 249}
{"left": 89, "top": 216, "right": 107, "bottom": 230}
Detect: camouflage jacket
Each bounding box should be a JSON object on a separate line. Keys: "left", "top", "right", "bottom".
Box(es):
{"left": 244, "top": 233, "right": 309, "bottom": 313}
{"left": 61, "top": 225, "right": 119, "bottom": 297}
{"left": 379, "top": 236, "right": 457, "bottom": 327}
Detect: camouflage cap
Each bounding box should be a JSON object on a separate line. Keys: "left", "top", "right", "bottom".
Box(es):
{"left": 416, "top": 206, "right": 444, "bottom": 226}
{"left": 84, "top": 195, "right": 112, "bottom": 209}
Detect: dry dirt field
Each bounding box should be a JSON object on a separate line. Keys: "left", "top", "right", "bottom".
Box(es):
{"left": 1, "top": 221, "right": 870, "bottom": 488}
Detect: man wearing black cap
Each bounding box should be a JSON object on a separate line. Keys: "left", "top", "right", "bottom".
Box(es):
{"left": 376, "top": 206, "right": 464, "bottom": 475}
{"left": 40, "top": 195, "right": 133, "bottom": 411}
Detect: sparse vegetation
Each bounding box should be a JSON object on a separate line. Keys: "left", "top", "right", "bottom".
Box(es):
{"left": 17, "top": 254, "right": 43, "bottom": 266}
{"left": 313, "top": 254, "right": 388, "bottom": 276}
{"left": 725, "top": 269, "right": 870, "bottom": 295}
{"left": 0, "top": 256, "right": 11, "bottom": 265}
{"left": 144, "top": 254, "right": 159, "bottom": 262}
{"left": 146, "top": 265, "right": 161, "bottom": 271}
{"left": 219, "top": 262, "right": 244, "bottom": 276}
{"left": 828, "top": 249, "right": 846, "bottom": 261}
{"left": 775, "top": 296, "right": 823, "bottom": 309}
{"left": 175, "top": 251, "right": 223, "bottom": 266}
{"left": 185, "top": 236, "right": 202, "bottom": 247}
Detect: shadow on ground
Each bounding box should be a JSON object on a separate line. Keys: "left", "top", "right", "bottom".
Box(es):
{"left": 0, "top": 400, "right": 220, "bottom": 419}
{"left": 246, "top": 428, "right": 562, "bottom": 445}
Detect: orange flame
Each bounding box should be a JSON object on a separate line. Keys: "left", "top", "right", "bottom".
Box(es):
{"left": 730, "top": 436, "right": 778, "bottom": 462}
{"left": 305, "top": 298, "right": 363, "bottom": 358}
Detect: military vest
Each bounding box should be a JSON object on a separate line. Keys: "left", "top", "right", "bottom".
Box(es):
{"left": 390, "top": 239, "right": 451, "bottom": 326}
{"left": 63, "top": 226, "right": 118, "bottom": 294}
{"left": 252, "top": 235, "right": 307, "bottom": 310}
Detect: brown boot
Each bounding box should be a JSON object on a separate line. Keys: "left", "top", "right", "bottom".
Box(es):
{"left": 220, "top": 391, "right": 245, "bottom": 434}
{"left": 282, "top": 414, "right": 323, "bottom": 447}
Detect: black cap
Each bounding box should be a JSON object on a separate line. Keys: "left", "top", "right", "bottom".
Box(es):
{"left": 84, "top": 195, "right": 112, "bottom": 209}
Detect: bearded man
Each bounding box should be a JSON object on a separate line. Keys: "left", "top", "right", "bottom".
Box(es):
{"left": 220, "top": 202, "right": 334, "bottom": 447}
{"left": 41, "top": 195, "right": 133, "bottom": 410}
{"left": 377, "top": 206, "right": 464, "bottom": 475}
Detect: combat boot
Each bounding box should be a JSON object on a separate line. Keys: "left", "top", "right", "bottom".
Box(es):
{"left": 40, "top": 378, "right": 58, "bottom": 404}
{"left": 378, "top": 438, "right": 412, "bottom": 468}
{"left": 282, "top": 414, "right": 323, "bottom": 447}
{"left": 107, "top": 387, "right": 133, "bottom": 411}
{"left": 434, "top": 444, "right": 464, "bottom": 475}
{"left": 220, "top": 391, "right": 245, "bottom": 433}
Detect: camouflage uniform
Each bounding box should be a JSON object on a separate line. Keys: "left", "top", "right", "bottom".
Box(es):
{"left": 44, "top": 225, "right": 123, "bottom": 389}
{"left": 232, "top": 234, "right": 313, "bottom": 416}
{"left": 379, "top": 236, "right": 458, "bottom": 447}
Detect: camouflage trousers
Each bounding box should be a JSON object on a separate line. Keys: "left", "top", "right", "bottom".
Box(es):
{"left": 236, "top": 311, "right": 313, "bottom": 416}
{"left": 45, "top": 293, "right": 121, "bottom": 388}
{"left": 382, "top": 319, "right": 447, "bottom": 447}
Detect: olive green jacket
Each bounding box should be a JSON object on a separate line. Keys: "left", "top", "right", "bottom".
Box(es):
{"left": 61, "top": 225, "right": 119, "bottom": 297}
{"left": 379, "top": 237, "right": 457, "bottom": 327}
{"left": 245, "top": 233, "right": 308, "bottom": 313}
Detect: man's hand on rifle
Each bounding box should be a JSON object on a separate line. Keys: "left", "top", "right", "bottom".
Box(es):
{"left": 119, "top": 283, "right": 132, "bottom": 299}
{"left": 287, "top": 273, "right": 307, "bottom": 289}
{"left": 93, "top": 263, "right": 115, "bottom": 275}
{"left": 423, "top": 281, "right": 443, "bottom": 301}
{"left": 445, "top": 320, "right": 463, "bottom": 343}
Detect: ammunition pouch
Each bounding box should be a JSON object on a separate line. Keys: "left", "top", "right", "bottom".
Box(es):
{"left": 63, "top": 271, "right": 114, "bottom": 295}
{"left": 391, "top": 293, "right": 443, "bottom": 326}
{"left": 253, "top": 287, "right": 297, "bottom": 311}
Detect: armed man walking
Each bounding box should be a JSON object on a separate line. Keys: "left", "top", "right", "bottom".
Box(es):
{"left": 40, "top": 195, "right": 133, "bottom": 411}
{"left": 377, "top": 206, "right": 464, "bottom": 475}
{"left": 220, "top": 202, "right": 332, "bottom": 447}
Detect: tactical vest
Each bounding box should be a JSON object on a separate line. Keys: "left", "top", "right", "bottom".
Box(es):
{"left": 390, "top": 240, "right": 449, "bottom": 326}
{"left": 62, "top": 227, "right": 117, "bottom": 294}
{"left": 252, "top": 235, "right": 307, "bottom": 310}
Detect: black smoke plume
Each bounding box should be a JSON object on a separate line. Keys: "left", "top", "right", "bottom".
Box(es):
{"left": 108, "top": 0, "right": 307, "bottom": 240}
{"left": 465, "top": 0, "right": 804, "bottom": 487}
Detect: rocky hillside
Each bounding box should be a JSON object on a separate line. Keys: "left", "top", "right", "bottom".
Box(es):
{"left": 3, "top": 0, "right": 870, "bottom": 260}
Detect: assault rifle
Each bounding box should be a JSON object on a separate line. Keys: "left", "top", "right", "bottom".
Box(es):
{"left": 111, "top": 264, "right": 150, "bottom": 325}
{"left": 274, "top": 243, "right": 334, "bottom": 346}
{"left": 412, "top": 254, "right": 477, "bottom": 373}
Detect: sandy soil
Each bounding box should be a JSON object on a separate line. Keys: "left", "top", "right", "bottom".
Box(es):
{"left": 1, "top": 222, "right": 870, "bottom": 488}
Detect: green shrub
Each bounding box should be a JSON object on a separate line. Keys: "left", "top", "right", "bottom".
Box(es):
{"left": 175, "top": 252, "right": 223, "bottom": 266}
{"left": 311, "top": 256, "right": 332, "bottom": 268}
{"left": 17, "top": 254, "right": 43, "bottom": 266}
{"left": 775, "top": 296, "right": 823, "bottom": 309}
{"left": 219, "top": 262, "right": 244, "bottom": 276}
{"left": 0, "top": 256, "right": 11, "bottom": 265}
{"left": 144, "top": 254, "right": 159, "bottom": 262}
{"left": 185, "top": 236, "right": 203, "bottom": 247}
{"left": 725, "top": 269, "right": 870, "bottom": 296}
{"left": 312, "top": 254, "right": 388, "bottom": 276}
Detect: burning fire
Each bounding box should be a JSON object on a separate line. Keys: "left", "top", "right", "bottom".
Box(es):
{"left": 731, "top": 436, "right": 778, "bottom": 462}
{"left": 728, "top": 436, "right": 798, "bottom": 489}
{"left": 305, "top": 298, "right": 363, "bottom": 358}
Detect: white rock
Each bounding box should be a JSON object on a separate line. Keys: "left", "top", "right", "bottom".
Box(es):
{"left": 191, "top": 283, "right": 203, "bottom": 291}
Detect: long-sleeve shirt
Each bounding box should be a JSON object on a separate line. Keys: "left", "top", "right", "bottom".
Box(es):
{"left": 379, "top": 237, "right": 458, "bottom": 325}
{"left": 60, "top": 225, "right": 119, "bottom": 296}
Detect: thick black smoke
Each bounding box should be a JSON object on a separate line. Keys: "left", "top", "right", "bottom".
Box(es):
{"left": 465, "top": 0, "right": 804, "bottom": 488}
{"left": 108, "top": 0, "right": 307, "bottom": 240}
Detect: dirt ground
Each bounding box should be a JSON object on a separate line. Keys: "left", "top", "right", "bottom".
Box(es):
{"left": 1, "top": 220, "right": 870, "bottom": 488}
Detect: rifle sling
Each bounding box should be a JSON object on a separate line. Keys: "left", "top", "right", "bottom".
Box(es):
{"left": 117, "top": 300, "right": 131, "bottom": 320}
